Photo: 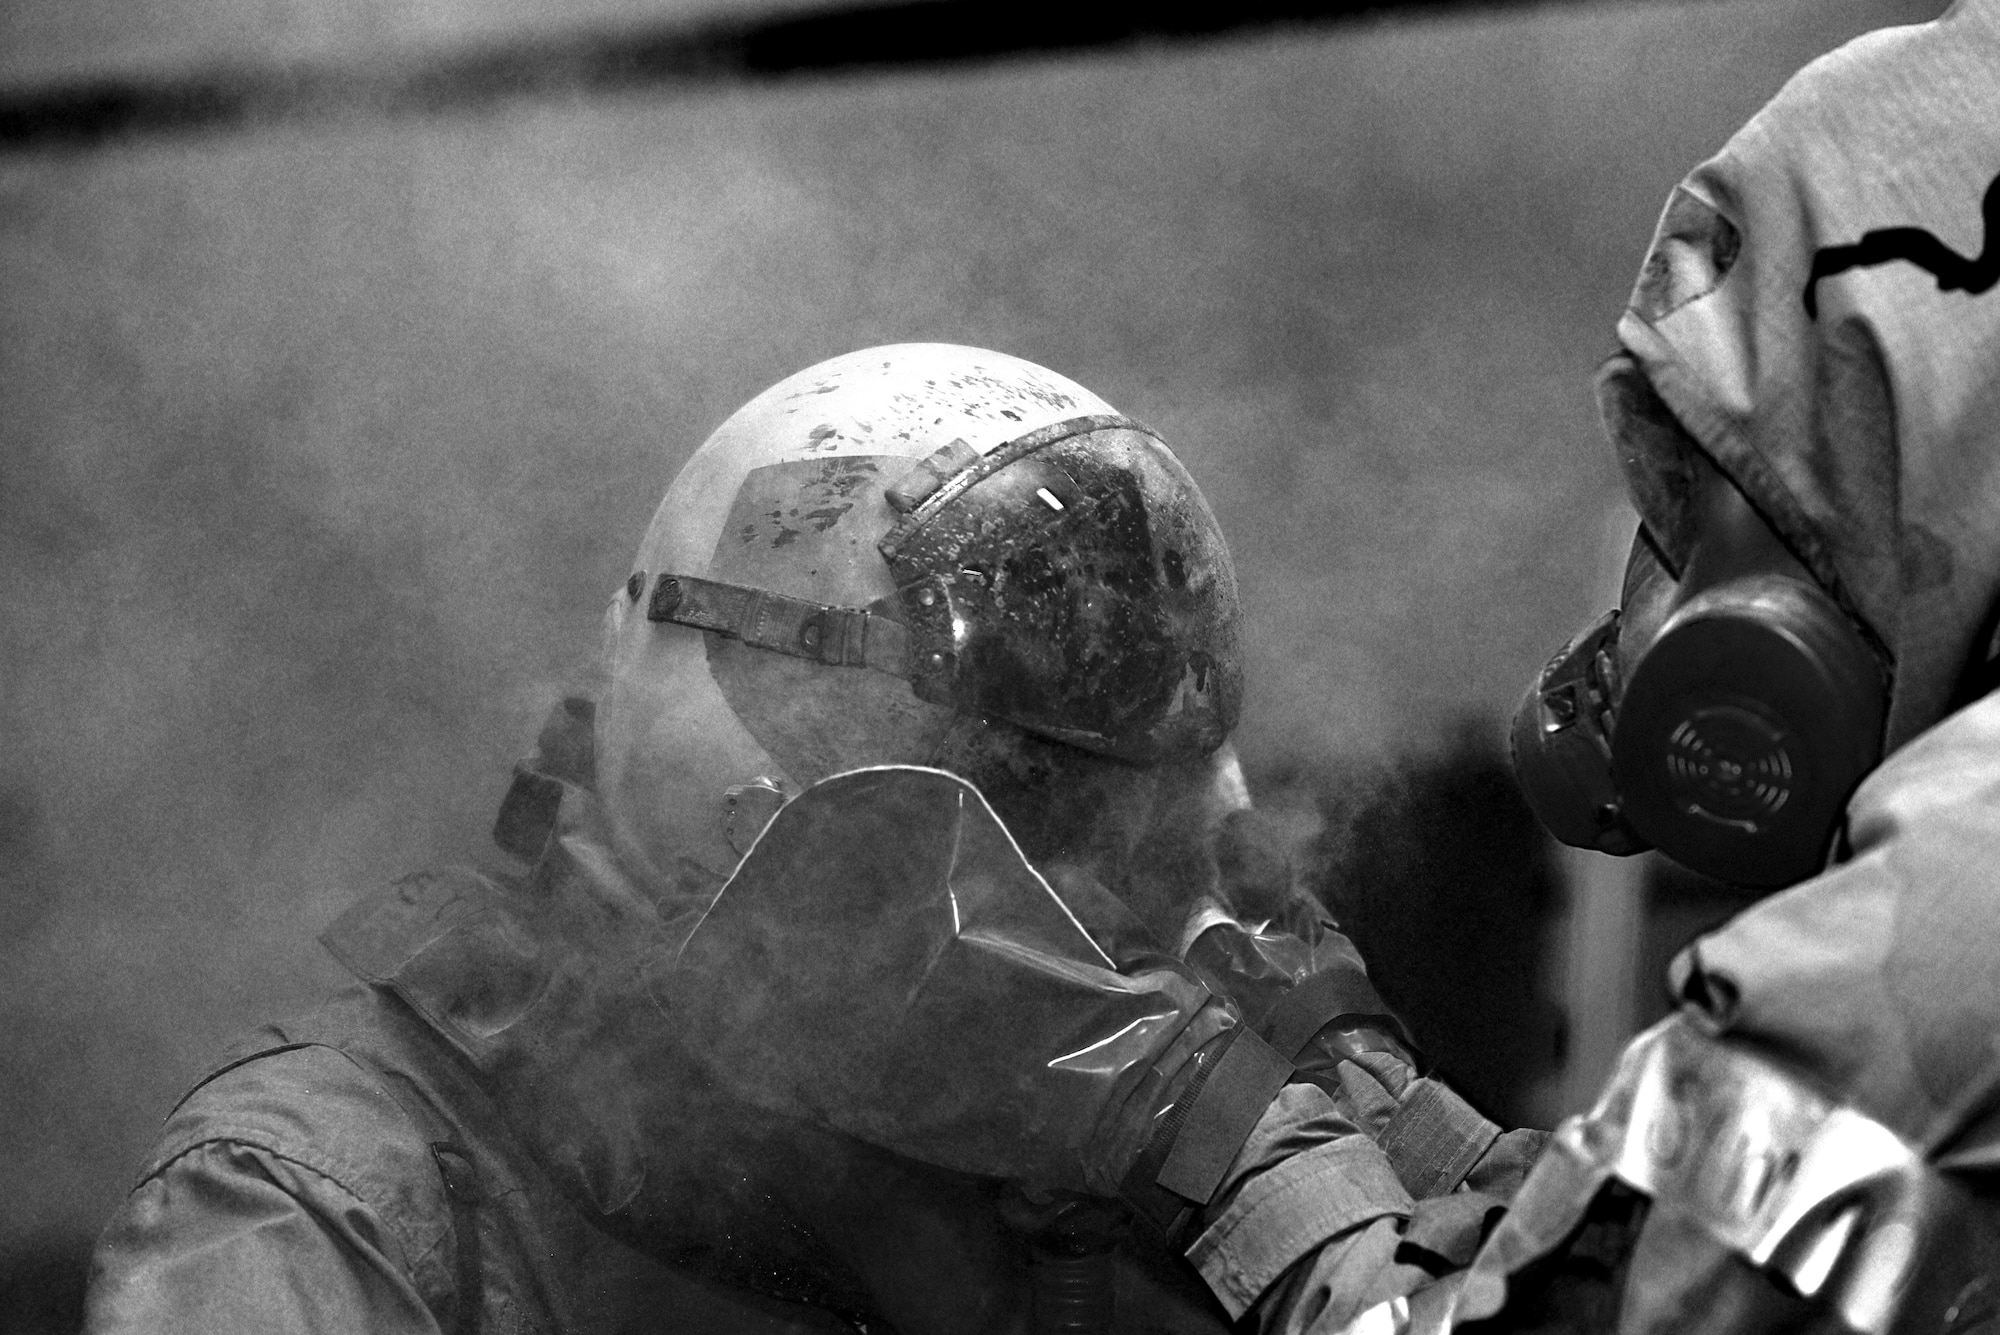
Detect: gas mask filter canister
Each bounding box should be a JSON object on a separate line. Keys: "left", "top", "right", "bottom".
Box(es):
{"left": 1513, "top": 533, "right": 1884, "bottom": 890}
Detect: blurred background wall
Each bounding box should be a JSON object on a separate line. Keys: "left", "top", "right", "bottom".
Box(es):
{"left": 0, "top": 0, "right": 1941, "bottom": 1326}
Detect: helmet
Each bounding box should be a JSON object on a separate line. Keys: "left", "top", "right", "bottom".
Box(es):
{"left": 595, "top": 345, "right": 1245, "bottom": 919}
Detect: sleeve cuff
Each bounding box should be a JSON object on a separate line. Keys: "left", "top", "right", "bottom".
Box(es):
{"left": 1187, "top": 1135, "right": 1413, "bottom": 1320}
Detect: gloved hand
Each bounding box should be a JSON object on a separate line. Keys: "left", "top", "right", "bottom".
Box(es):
{"left": 1183, "top": 899, "right": 1544, "bottom": 1214}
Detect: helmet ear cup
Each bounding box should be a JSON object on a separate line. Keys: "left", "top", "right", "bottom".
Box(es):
{"left": 1612, "top": 575, "right": 1883, "bottom": 888}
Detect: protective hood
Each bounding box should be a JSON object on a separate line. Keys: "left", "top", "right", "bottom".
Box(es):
{"left": 1607, "top": 0, "right": 2000, "bottom": 754}
{"left": 321, "top": 706, "right": 1297, "bottom": 1313}
{"left": 655, "top": 764, "right": 1227, "bottom": 1197}
{"left": 1617, "top": 3, "right": 2000, "bottom": 1176}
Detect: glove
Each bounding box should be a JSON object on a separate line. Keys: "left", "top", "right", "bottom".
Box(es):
{"left": 1183, "top": 896, "right": 1541, "bottom": 1212}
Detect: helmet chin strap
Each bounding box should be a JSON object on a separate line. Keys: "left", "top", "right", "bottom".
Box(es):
{"left": 644, "top": 571, "right": 910, "bottom": 676}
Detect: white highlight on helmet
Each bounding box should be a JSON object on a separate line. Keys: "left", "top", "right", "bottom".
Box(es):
{"left": 1035, "top": 487, "right": 1065, "bottom": 511}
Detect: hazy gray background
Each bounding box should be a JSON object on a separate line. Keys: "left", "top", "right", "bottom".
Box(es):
{"left": 0, "top": 0, "right": 1940, "bottom": 1283}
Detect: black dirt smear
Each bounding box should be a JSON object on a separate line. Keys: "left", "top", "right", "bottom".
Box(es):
{"left": 942, "top": 369, "right": 1081, "bottom": 415}
{"left": 812, "top": 458, "right": 878, "bottom": 500}
{"left": 759, "top": 505, "right": 805, "bottom": 549}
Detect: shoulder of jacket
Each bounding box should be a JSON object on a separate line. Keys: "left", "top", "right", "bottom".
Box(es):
{"left": 134, "top": 1038, "right": 470, "bottom": 1320}
{"left": 144, "top": 1042, "right": 445, "bottom": 1203}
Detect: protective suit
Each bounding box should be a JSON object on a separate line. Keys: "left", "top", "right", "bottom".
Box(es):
{"left": 83, "top": 345, "right": 1534, "bottom": 1335}
{"left": 1453, "top": 4, "right": 2000, "bottom": 1331}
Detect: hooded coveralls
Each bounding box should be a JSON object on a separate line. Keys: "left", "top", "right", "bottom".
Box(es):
{"left": 82, "top": 701, "right": 1535, "bottom": 1335}
{"left": 1430, "top": 3, "right": 2000, "bottom": 1328}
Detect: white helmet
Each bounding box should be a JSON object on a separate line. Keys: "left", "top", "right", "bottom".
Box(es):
{"left": 594, "top": 344, "right": 1245, "bottom": 921}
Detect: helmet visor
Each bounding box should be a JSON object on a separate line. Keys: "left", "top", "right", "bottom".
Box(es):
{"left": 880, "top": 418, "right": 1242, "bottom": 764}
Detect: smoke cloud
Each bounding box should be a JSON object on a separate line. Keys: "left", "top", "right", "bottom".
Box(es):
{"left": 0, "top": 0, "right": 1940, "bottom": 1267}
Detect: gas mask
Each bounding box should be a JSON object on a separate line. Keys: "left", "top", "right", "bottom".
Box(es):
{"left": 1511, "top": 429, "right": 1886, "bottom": 890}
